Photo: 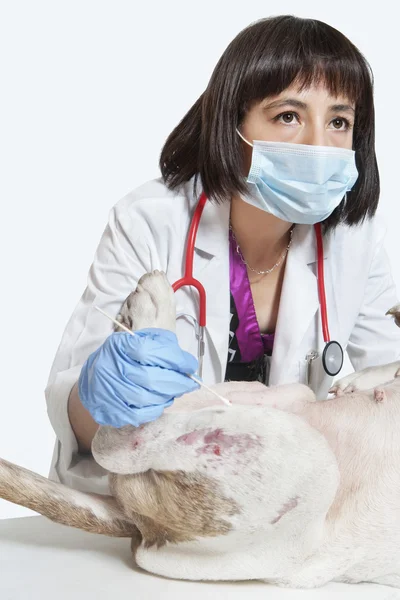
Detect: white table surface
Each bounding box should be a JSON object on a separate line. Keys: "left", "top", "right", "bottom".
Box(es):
{"left": 0, "top": 516, "right": 398, "bottom": 600}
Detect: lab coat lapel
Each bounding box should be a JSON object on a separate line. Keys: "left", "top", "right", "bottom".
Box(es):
{"left": 191, "top": 198, "right": 231, "bottom": 384}
{"left": 268, "top": 224, "right": 330, "bottom": 386}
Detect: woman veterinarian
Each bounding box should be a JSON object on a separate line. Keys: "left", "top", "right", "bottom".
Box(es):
{"left": 46, "top": 15, "right": 400, "bottom": 493}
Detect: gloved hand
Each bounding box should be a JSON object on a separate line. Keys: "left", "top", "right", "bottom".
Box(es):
{"left": 78, "top": 328, "right": 200, "bottom": 428}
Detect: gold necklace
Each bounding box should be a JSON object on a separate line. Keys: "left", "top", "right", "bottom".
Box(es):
{"left": 229, "top": 223, "right": 294, "bottom": 275}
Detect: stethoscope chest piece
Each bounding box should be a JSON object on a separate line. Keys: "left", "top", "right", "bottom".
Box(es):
{"left": 322, "top": 340, "right": 344, "bottom": 377}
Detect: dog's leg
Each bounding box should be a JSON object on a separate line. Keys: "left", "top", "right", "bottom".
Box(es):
{"left": 329, "top": 303, "right": 400, "bottom": 397}
{"left": 91, "top": 269, "right": 191, "bottom": 470}
{"left": 329, "top": 361, "right": 400, "bottom": 396}
{"left": 0, "top": 458, "right": 137, "bottom": 537}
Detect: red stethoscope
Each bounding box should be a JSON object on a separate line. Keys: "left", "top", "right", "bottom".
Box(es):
{"left": 172, "top": 192, "right": 344, "bottom": 380}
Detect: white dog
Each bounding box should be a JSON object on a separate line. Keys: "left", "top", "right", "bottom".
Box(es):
{"left": 1, "top": 271, "right": 400, "bottom": 590}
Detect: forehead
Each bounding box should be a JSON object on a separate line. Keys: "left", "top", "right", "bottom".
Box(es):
{"left": 263, "top": 81, "right": 354, "bottom": 107}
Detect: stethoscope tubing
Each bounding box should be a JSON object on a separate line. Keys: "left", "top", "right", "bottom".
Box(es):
{"left": 172, "top": 192, "right": 343, "bottom": 379}
{"left": 172, "top": 192, "right": 207, "bottom": 327}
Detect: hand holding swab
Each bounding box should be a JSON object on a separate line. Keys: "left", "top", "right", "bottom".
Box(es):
{"left": 94, "top": 306, "right": 231, "bottom": 407}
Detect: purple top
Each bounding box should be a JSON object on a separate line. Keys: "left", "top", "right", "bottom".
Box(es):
{"left": 228, "top": 228, "right": 275, "bottom": 362}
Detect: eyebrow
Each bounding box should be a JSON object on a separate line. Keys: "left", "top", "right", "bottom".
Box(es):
{"left": 263, "top": 98, "right": 355, "bottom": 114}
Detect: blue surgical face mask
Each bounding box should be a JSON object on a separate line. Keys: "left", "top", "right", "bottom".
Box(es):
{"left": 236, "top": 129, "right": 359, "bottom": 225}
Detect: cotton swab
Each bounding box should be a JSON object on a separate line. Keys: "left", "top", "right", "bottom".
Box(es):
{"left": 94, "top": 306, "right": 231, "bottom": 406}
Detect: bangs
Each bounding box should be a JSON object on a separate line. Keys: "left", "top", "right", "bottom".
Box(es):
{"left": 236, "top": 17, "right": 372, "bottom": 114}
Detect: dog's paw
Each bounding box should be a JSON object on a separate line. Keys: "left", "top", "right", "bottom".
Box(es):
{"left": 330, "top": 303, "right": 400, "bottom": 397}
{"left": 116, "top": 270, "right": 176, "bottom": 332}
{"left": 329, "top": 362, "right": 400, "bottom": 396}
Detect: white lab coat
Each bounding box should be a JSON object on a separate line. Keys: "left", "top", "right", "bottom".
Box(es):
{"left": 45, "top": 177, "right": 400, "bottom": 494}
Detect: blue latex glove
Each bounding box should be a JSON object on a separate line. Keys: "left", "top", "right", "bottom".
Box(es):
{"left": 78, "top": 328, "right": 200, "bottom": 428}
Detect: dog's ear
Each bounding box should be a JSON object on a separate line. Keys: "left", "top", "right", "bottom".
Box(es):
{"left": 109, "top": 469, "right": 239, "bottom": 549}
{"left": 386, "top": 304, "right": 400, "bottom": 328}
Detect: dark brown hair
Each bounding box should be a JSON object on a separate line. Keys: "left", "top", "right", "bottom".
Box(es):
{"left": 159, "top": 15, "right": 379, "bottom": 231}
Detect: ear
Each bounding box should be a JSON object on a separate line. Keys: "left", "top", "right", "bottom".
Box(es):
{"left": 110, "top": 469, "right": 239, "bottom": 549}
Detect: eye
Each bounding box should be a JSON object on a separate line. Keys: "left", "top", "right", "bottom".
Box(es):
{"left": 272, "top": 111, "right": 300, "bottom": 125}
{"left": 330, "top": 117, "right": 352, "bottom": 131}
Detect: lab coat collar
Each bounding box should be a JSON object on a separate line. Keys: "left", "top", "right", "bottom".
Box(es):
{"left": 194, "top": 196, "right": 230, "bottom": 257}
{"left": 193, "top": 190, "right": 330, "bottom": 263}
{"left": 293, "top": 222, "right": 331, "bottom": 263}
